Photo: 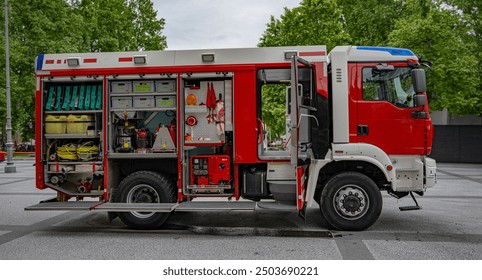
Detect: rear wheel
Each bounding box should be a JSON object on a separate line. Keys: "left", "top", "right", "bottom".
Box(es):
{"left": 320, "top": 172, "right": 382, "bottom": 231}
{"left": 114, "top": 171, "right": 176, "bottom": 229}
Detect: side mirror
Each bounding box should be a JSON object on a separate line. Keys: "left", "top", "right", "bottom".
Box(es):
{"left": 414, "top": 94, "right": 426, "bottom": 107}
{"left": 412, "top": 69, "right": 426, "bottom": 93}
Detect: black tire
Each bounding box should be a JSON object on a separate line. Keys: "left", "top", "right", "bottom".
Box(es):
{"left": 114, "top": 171, "right": 176, "bottom": 229}
{"left": 319, "top": 172, "right": 382, "bottom": 231}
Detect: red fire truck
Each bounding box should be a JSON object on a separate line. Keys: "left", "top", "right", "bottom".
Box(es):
{"left": 27, "top": 45, "right": 437, "bottom": 230}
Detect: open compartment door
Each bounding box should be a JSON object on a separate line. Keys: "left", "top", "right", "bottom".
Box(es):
{"left": 290, "top": 55, "right": 314, "bottom": 213}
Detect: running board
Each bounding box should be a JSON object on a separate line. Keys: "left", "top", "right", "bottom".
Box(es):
{"left": 95, "top": 203, "right": 177, "bottom": 212}
{"left": 25, "top": 201, "right": 102, "bottom": 211}
{"left": 25, "top": 201, "right": 255, "bottom": 212}
{"left": 175, "top": 201, "right": 255, "bottom": 212}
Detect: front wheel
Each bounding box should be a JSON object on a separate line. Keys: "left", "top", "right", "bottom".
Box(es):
{"left": 114, "top": 171, "right": 176, "bottom": 229}
{"left": 319, "top": 172, "right": 382, "bottom": 231}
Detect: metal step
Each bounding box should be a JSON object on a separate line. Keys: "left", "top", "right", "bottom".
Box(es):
{"left": 25, "top": 202, "right": 177, "bottom": 212}
{"left": 175, "top": 201, "right": 256, "bottom": 212}
{"left": 256, "top": 201, "right": 296, "bottom": 211}
{"left": 25, "top": 201, "right": 256, "bottom": 212}
{"left": 25, "top": 201, "right": 101, "bottom": 211}
{"left": 94, "top": 203, "right": 177, "bottom": 212}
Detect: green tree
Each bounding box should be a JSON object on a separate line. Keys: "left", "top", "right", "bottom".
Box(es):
{"left": 258, "top": 0, "right": 481, "bottom": 116}
{"left": 444, "top": 0, "right": 482, "bottom": 112}
{"left": 261, "top": 84, "right": 287, "bottom": 139}
{"left": 72, "top": 0, "right": 167, "bottom": 52}
{"left": 1, "top": 0, "right": 83, "bottom": 143}
{"left": 259, "top": 0, "right": 350, "bottom": 50}
{"left": 128, "top": 0, "right": 167, "bottom": 51}
{"left": 0, "top": 0, "right": 167, "bottom": 145}
{"left": 388, "top": 0, "right": 480, "bottom": 114}
{"left": 258, "top": 0, "right": 350, "bottom": 136}
{"left": 339, "top": 0, "right": 403, "bottom": 46}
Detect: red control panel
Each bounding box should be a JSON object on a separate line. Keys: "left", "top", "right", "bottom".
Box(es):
{"left": 190, "top": 155, "right": 231, "bottom": 186}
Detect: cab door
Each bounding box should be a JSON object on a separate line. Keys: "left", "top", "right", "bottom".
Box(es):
{"left": 355, "top": 63, "right": 427, "bottom": 155}
{"left": 290, "top": 55, "right": 315, "bottom": 212}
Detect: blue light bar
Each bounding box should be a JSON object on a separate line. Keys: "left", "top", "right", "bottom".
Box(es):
{"left": 356, "top": 46, "right": 415, "bottom": 56}
{"left": 36, "top": 54, "right": 44, "bottom": 70}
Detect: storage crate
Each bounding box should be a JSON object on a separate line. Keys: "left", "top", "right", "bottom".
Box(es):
{"left": 111, "top": 97, "right": 132, "bottom": 109}
{"left": 155, "top": 80, "right": 176, "bottom": 93}
{"left": 155, "top": 96, "right": 176, "bottom": 108}
{"left": 66, "top": 115, "right": 94, "bottom": 134}
{"left": 133, "top": 96, "right": 155, "bottom": 108}
{"left": 133, "top": 81, "right": 154, "bottom": 93}
{"left": 111, "top": 81, "right": 131, "bottom": 93}
{"left": 45, "top": 115, "right": 67, "bottom": 134}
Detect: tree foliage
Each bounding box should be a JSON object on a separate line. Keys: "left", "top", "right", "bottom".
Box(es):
{"left": 0, "top": 0, "right": 166, "bottom": 144}
{"left": 261, "top": 84, "right": 287, "bottom": 139}
{"left": 259, "top": 0, "right": 350, "bottom": 50}
{"left": 259, "top": 0, "right": 481, "bottom": 119}
{"left": 388, "top": 0, "right": 480, "bottom": 114}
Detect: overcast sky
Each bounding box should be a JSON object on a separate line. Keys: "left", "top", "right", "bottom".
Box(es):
{"left": 153, "top": 0, "right": 301, "bottom": 50}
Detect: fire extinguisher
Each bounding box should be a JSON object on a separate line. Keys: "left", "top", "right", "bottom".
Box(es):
{"left": 136, "top": 128, "right": 152, "bottom": 150}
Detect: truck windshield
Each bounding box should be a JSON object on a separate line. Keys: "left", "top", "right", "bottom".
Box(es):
{"left": 362, "top": 67, "right": 415, "bottom": 108}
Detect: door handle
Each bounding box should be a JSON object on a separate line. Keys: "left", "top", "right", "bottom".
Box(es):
{"left": 358, "top": 125, "right": 369, "bottom": 136}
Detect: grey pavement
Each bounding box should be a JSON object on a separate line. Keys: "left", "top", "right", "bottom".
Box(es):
{"left": 0, "top": 160, "right": 481, "bottom": 259}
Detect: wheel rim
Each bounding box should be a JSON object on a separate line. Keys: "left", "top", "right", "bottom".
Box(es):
{"left": 332, "top": 184, "right": 369, "bottom": 220}
{"left": 126, "top": 184, "right": 160, "bottom": 219}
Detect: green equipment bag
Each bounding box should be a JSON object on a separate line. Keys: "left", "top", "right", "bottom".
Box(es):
{"left": 62, "top": 86, "right": 71, "bottom": 110}
{"left": 54, "top": 86, "right": 62, "bottom": 111}
{"left": 70, "top": 86, "right": 78, "bottom": 110}
{"left": 90, "top": 85, "right": 97, "bottom": 110}
{"left": 45, "top": 86, "right": 55, "bottom": 110}
{"left": 78, "top": 85, "right": 85, "bottom": 110}
{"left": 95, "top": 85, "right": 102, "bottom": 110}
{"left": 84, "top": 85, "right": 91, "bottom": 110}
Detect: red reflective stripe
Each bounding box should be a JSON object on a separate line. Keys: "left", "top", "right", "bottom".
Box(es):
{"left": 299, "top": 51, "right": 326, "bottom": 56}
{"left": 84, "top": 58, "right": 97, "bottom": 63}
{"left": 45, "top": 60, "right": 54, "bottom": 64}
{"left": 118, "top": 57, "right": 133, "bottom": 62}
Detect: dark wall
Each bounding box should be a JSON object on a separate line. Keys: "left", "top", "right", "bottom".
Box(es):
{"left": 430, "top": 125, "right": 482, "bottom": 163}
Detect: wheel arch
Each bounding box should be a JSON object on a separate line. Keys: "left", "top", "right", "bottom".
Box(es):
{"left": 314, "top": 160, "right": 390, "bottom": 204}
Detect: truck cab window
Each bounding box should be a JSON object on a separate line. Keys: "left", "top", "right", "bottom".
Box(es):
{"left": 362, "top": 67, "right": 415, "bottom": 108}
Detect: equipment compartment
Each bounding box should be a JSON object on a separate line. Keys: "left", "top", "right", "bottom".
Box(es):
{"left": 182, "top": 79, "right": 231, "bottom": 145}
{"left": 41, "top": 78, "right": 105, "bottom": 198}
{"left": 107, "top": 78, "right": 178, "bottom": 157}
